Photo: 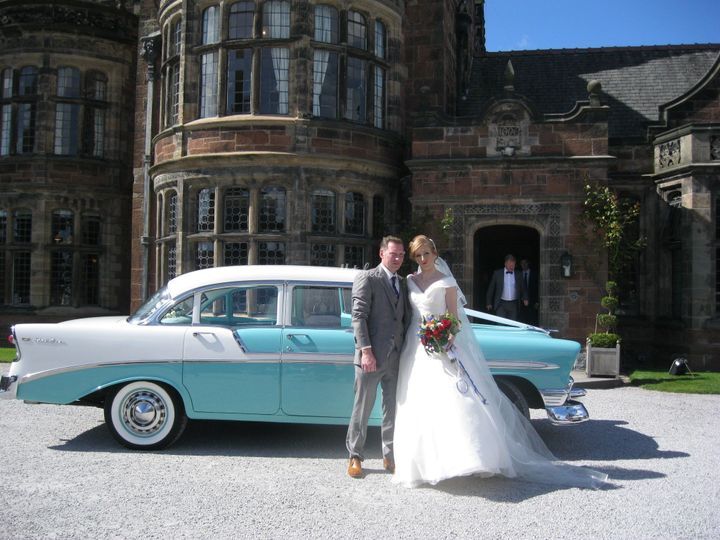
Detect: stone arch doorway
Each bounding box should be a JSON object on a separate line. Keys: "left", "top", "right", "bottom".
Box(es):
{"left": 474, "top": 225, "right": 540, "bottom": 319}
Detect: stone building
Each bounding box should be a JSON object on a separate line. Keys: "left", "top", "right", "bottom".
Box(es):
{"left": 0, "top": 1, "right": 137, "bottom": 328}
{"left": 1, "top": 0, "right": 719, "bottom": 368}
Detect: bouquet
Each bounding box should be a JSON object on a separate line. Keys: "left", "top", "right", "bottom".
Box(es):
{"left": 418, "top": 312, "right": 461, "bottom": 355}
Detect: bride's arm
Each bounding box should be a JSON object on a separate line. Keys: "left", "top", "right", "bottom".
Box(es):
{"left": 445, "top": 286, "right": 458, "bottom": 318}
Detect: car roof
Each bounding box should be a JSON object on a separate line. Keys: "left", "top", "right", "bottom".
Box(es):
{"left": 166, "top": 265, "right": 364, "bottom": 297}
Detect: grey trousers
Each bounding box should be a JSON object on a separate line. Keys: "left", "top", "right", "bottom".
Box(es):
{"left": 496, "top": 299, "right": 519, "bottom": 321}
{"left": 345, "top": 359, "right": 398, "bottom": 461}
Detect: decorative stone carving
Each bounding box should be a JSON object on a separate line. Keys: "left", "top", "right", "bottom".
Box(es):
{"left": 658, "top": 139, "right": 681, "bottom": 168}
{"left": 711, "top": 135, "right": 720, "bottom": 160}
{"left": 496, "top": 115, "right": 521, "bottom": 150}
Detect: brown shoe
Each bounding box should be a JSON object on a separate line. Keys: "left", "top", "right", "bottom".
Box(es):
{"left": 348, "top": 457, "right": 363, "bottom": 478}
{"left": 383, "top": 457, "right": 395, "bottom": 474}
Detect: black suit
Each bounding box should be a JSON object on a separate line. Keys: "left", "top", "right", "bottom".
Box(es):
{"left": 486, "top": 268, "right": 527, "bottom": 321}
{"left": 519, "top": 269, "right": 538, "bottom": 325}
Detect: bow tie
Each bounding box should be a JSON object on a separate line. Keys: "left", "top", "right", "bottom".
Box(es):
{"left": 506, "top": 271, "right": 513, "bottom": 274}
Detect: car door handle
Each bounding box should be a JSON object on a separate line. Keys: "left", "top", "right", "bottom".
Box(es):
{"left": 192, "top": 331, "right": 216, "bottom": 337}
{"left": 286, "top": 333, "right": 309, "bottom": 339}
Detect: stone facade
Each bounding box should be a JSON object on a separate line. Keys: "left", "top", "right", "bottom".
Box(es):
{"left": 0, "top": 0, "right": 137, "bottom": 335}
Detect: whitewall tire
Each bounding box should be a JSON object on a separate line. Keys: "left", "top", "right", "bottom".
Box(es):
{"left": 104, "top": 381, "right": 187, "bottom": 450}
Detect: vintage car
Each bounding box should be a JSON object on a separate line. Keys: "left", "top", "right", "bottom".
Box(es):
{"left": 1, "top": 265, "right": 589, "bottom": 450}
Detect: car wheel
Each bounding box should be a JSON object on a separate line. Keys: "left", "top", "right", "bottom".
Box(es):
{"left": 104, "top": 381, "right": 187, "bottom": 450}
{"left": 497, "top": 379, "right": 530, "bottom": 420}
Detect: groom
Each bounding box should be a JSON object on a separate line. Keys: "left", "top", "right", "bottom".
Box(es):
{"left": 346, "top": 235, "right": 408, "bottom": 478}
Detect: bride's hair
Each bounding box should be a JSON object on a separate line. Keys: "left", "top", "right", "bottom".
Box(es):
{"left": 409, "top": 235, "right": 437, "bottom": 258}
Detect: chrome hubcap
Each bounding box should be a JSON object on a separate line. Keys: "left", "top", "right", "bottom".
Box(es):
{"left": 121, "top": 390, "right": 167, "bottom": 436}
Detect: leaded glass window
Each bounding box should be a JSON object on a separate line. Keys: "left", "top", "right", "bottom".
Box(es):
{"left": 197, "top": 241, "right": 215, "bottom": 269}
{"left": 227, "top": 49, "right": 253, "bottom": 114}
{"left": 373, "top": 66, "right": 385, "bottom": 129}
{"left": 229, "top": 1, "right": 255, "bottom": 39}
{"left": 224, "top": 242, "right": 249, "bottom": 265}
{"left": 259, "top": 186, "right": 286, "bottom": 232}
{"left": 262, "top": 1, "right": 290, "bottom": 39}
{"left": 374, "top": 20, "right": 386, "bottom": 59}
{"left": 50, "top": 250, "right": 74, "bottom": 305}
{"left": 347, "top": 11, "right": 367, "bottom": 49}
{"left": 200, "top": 51, "right": 219, "bottom": 117}
{"left": 345, "top": 57, "right": 366, "bottom": 122}
{"left": 168, "top": 192, "right": 177, "bottom": 234}
{"left": 12, "top": 251, "right": 31, "bottom": 304}
{"left": 311, "top": 243, "right": 336, "bottom": 266}
{"left": 52, "top": 210, "right": 74, "bottom": 244}
{"left": 202, "top": 6, "right": 220, "bottom": 44}
{"left": 345, "top": 192, "right": 365, "bottom": 235}
{"left": 311, "top": 189, "right": 336, "bottom": 233}
{"left": 258, "top": 241, "right": 285, "bottom": 264}
{"left": 13, "top": 210, "right": 31, "bottom": 243}
{"left": 18, "top": 66, "right": 38, "bottom": 96}
{"left": 82, "top": 214, "right": 101, "bottom": 245}
{"left": 81, "top": 253, "right": 99, "bottom": 305}
{"left": 197, "top": 188, "right": 216, "bottom": 232}
{"left": 260, "top": 47, "right": 289, "bottom": 115}
{"left": 313, "top": 50, "right": 338, "bottom": 118}
{"left": 314, "top": 5, "right": 338, "bottom": 43}
{"left": 344, "top": 245, "right": 365, "bottom": 268}
{"left": 224, "top": 187, "right": 250, "bottom": 232}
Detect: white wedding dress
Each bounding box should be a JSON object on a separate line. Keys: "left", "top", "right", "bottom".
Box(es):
{"left": 392, "top": 273, "right": 609, "bottom": 489}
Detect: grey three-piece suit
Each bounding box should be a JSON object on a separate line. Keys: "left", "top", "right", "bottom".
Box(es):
{"left": 346, "top": 264, "right": 409, "bottom": 461}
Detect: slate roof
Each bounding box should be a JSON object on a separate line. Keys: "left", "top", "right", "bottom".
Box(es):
{"left": 459, "top": 45, "right": 720, "bottom": 140}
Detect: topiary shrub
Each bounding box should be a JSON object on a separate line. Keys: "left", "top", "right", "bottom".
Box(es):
{"left": 588, "top": 281, "right": 620, "bottom": 348}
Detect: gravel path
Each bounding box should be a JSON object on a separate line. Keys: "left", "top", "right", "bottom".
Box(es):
{"left": 1, "top": 365, "right": 718, "bottom": 539}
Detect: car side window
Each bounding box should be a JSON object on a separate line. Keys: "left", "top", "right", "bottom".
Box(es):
{"left": 159, "top": 296, "right": 194, "bottom": 325}
{"left": 199, "top": 285, "right": 278, "bottom": 326}
{"left": 291, "top": 286, "right": 343, "bottom": 328}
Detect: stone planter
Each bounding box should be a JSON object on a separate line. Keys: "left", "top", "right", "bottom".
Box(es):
{"left": 585, "top": 339, "right": 620, "bottom": 377}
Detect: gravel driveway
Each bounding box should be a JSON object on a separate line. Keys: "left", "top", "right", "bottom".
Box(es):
{"left": 1, "top": 364, "right": 718, "bottom": 539}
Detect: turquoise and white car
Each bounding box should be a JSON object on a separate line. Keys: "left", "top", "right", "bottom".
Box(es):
{"left": 1, "top": 265, "right": 590, "bottom": 450}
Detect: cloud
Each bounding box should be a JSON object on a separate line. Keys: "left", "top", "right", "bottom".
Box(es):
{"left": 516, "top": 34, "right": 530, "bottom": 49}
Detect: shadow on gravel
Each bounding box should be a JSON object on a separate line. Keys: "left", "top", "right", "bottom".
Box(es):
{"left": 50, "top": 419, "right": 373, "bottom": 459}
{"left": 50, "top": 416, "right": 688, "bottom": 489}
{"left": 533, "top": 418, "right": 689, "bottom": 462}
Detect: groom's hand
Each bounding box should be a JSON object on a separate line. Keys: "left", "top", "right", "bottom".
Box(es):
{"left": 361, "top": 349, "right": 377, "bottom": 372}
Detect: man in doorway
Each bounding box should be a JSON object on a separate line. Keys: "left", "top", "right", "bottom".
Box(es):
{"left": 485, "top": 254, "right": 528, "bottom": 321}
{"left": 519, "top": 258, "right": 539, "bottom": 325}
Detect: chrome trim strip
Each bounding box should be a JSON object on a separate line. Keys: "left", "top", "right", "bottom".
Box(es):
{"left": 18, "top": 360, "right": 183, "bottom": 385}
{"left": 281, "top": 353, "right": 354, "bottom": 365}
{"left": 487, "top": 361, "right": 559, "bottom": 370}
{"left": 183, "top": 357, "right": 280, "bottom": 364}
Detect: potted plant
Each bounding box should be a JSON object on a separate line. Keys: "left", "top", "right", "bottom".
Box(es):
{"left": 586, "top": 281, "right": 621, "bottom": 376}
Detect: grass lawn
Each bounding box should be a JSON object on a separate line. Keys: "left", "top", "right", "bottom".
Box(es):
{"left": 629, "top": 369, "right": 720, "bottom": 394}
{"left": 0, "top": 347, "right": 16, "bottom": 362}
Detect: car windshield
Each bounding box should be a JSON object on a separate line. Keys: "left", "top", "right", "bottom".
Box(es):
{"left": 128, "top": 287, "right": 174, "bottom": 324}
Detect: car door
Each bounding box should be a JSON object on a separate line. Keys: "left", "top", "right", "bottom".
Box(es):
{"left": 180, "top": 284, "right": 282, "bottom": 415}
{"left": 280, "top": 283, "right": 381, "bottom": 420}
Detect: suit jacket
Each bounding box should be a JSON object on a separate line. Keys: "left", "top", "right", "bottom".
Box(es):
{"left": 486, "top": 268, "right": 528, "bottom": 311}
{"left": 351, "top": 264, "right": 408, "bottom": 367}
{"left": 522, "top": 269, "right": 539, "bottom": 305}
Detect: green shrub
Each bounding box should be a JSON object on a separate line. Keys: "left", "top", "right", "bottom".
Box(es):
{"left": 588, "top": 332, "right": 620, "bottom": 348}
{"left": 596, "top": 313, "right": 617, "bottom": 329}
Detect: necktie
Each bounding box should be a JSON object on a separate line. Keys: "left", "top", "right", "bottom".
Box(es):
{"left": 391, "top": 276, "right": 399, "bottom": 297}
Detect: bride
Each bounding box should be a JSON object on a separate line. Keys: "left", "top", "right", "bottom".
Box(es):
{"left": 392, "top": 235, "right": 609, "bottom": 488}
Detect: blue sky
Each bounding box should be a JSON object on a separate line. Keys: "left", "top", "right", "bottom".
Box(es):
{"left": 484, "top": 0, "right": 720, "bottom": 51}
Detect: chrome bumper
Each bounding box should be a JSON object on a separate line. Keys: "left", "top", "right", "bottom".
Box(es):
{"left": 0, "top": 374, "right": 17, "bottom": 399}
{"left": 546, "top": 400, "right": 590, "bottom": 424}
{"left": 542, "top": 381, "right": 590, "bottom": 424}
